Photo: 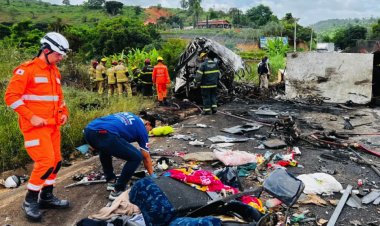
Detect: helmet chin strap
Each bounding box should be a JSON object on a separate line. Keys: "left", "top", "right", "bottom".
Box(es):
{"left": 42, "top": 49, "right": 54, "bottom": 65}
{"left": 38, "top": 44, "right": 54, "bottom": 65}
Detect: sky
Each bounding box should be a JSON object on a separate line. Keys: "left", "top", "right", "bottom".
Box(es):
{"left": 44, "top": 0, "right": 380, "bottom": 26}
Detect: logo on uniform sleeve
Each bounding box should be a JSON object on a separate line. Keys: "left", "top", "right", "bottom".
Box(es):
{"left": 15, "top": 69, "right": 25, "bottom": 75}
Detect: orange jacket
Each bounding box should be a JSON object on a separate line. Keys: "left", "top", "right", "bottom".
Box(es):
{"left": 4, "top": 57, "right": 69, "bottom": 132}
{"left": 152, "top": 62, "right": 170, "bottom": 84}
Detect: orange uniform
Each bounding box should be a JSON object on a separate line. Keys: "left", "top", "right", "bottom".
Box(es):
{"left": 152, "top": 62, "right": 170, "bottom": 101}
{"left": 4, "top": 57, "right": 69, "bottom": 191}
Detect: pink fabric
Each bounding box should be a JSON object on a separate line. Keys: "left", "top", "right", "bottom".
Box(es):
{"left": 167, "top": 169, "right": 238, "bottom": 194}
{"left": 213, "top": 150, "right": 258, "bottom": 166}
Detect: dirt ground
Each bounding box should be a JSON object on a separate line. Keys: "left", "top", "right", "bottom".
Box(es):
{"left": 1, "top": 99, "right": 380, "bottom": 226}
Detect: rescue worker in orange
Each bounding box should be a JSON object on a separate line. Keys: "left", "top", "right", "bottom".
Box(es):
{"left": 4, "top": 32, "right": 70, "bottom": 221}
{"left": 95, "top": 58, "right": 107, "bottom": 95}
{"left": 152, "top": 56, "right": 170, "bottom": 106}
{"left": 107, "top": 61, "right": 118, "bottom": 97}
{"left": 88, "top": 60, "right": 98, "bottom": 92}
{"left": 115, "top": 60, "right": 131, "bottom": 97}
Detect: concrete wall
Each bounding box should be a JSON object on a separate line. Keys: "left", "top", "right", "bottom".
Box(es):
{"left": 285, "top": 52, "right": 373, "bottom": 104}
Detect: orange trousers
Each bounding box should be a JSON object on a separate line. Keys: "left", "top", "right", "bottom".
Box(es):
{"left": 22, "top": 125, "right": 62, "bottom": 191}
{"left": 156, "top": 83, "right": 167, "bottom": 101}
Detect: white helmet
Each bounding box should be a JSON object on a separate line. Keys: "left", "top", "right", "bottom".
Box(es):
{"left": 4, "top": 175, "right": 20, "bottom": 188}
{"left": 40, "top": 32, "right": 69, "bottom": 55}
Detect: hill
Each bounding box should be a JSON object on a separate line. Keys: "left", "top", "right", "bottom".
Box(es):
{"left": 311, "top": 17, "right": 378, "bottom": 34}
{"left": 0, "top": 0, "right": 145, "bottom": 26}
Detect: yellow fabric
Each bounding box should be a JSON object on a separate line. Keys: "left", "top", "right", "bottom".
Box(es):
{"left": 95, "top": 64, "right": 106, "bottom": 81}
{"left": 148, "top": 126, "right": 174, "bottom": 137}
{"left": 114, "top": 64, "right": 128, "bottom": 82}
{"left": 88, "top": 67, "right": 96, "bottom": 80}
{"left": 106, "top": 66, "right": 116, "bottom": 84}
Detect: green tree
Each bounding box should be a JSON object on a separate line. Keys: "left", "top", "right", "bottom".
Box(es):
{"left": 208, "top": 8, "right": 218, "bottom": 20}
{"left": 181, "top": 0, "right": 202, "bottom": 28}
{"left": 0, "top": 24, "right": 11, "bottom": 39}
{"left": 134, "top": 6, "right": 143, "bottom": 16}
{"left": 371, "top": 19, "right": 380, "bottom": 39}
{"left": 62, "top": 0, "right": 70, "bottom": 5}
{"left": 228, "top": 8, "right": 243, "bottom": 27}
{"left": 86, "top": 0, "right": 105, "bottom": 9}
{"left": 105, "top": 1, "right": 123, "bottom": 16}
{"left": 48, "top": 17, "right": 68, "bottom": 33}
{"left": 246, "top": 4, "right": 273, "bottom": 27}
{"left": 333, "top": 25, "right": 367, "bottom": 50}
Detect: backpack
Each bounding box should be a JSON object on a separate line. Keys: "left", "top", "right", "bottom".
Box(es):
{"left": 257, "top": 62, "right": 268, "bottom": 74}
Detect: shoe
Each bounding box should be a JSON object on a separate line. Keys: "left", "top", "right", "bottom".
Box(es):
{"left": 39, "top": 195, "right": 70, "bottom": 209}
{"left": 39, "top": 186, "right": 70, "bottom": 209}
{"left": 212, "top": 109, "right": 217, "bottom": 114}
{"left": 22, "top": 200, "right": 42, "bottom": 221}
{"left": 106, "top": 182, "right": 115, "bottom": 191}
{"left": 109, "top": 189, "right": 124, "bottom": 201}
{"left": 201, "top": 111, "right": 211, "bottom": 115}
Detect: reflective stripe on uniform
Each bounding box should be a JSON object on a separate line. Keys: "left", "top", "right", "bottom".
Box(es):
{"left": 9, "top": 99, "right": 25, "bottom": 109}
{"left": 201, "top": 85, "right": 217, "bottom": 88}
{"left": 45, "top": 179, "right": 55, "bottom": 185}
{"left": 196, "top": 70, "right": 220, "bottom": 75}
{"left": 27, "top": 183, "right": 43, "bottom": 191}
{"left": 22, "top": 95, "right": 59, "bottom": 101}
{"left": 25, "top": 139, "right": 40, "bottom": 148}
{"left": 204, "top": 70, "right": 220, "bottom": 74}
{"left": 34, "top": 77, "right": 49, "bottom": 83}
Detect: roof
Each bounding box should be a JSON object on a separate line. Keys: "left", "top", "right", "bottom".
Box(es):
{"left": 197, "top": 20, "right": 230, "bottom": 26}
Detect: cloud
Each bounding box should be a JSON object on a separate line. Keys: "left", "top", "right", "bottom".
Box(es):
{"left": 44, "top": 0, "right": 379, "bottom": 26}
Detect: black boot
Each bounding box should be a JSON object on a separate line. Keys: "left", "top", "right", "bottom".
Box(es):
{"left": 22, "top": 190, "right": 42, "bottom": 221}
{"left": 39, "top": 185, "right": 70, "bottom": 209}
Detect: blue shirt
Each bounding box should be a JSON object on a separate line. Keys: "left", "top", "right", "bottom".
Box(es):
{"left": 86, "top": 112, "right": 149, "bottom": 151}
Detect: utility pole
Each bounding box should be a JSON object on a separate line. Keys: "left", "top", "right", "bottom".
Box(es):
{"left": 293, "top": 18, "right": 299, "bottom": 52}
{"left": 310, "top": 29, "right": 313, "bottom": 51}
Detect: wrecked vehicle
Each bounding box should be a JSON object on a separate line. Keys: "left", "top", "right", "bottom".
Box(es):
{"left": 174, "top": 37, "right": 247, "bottom": 102}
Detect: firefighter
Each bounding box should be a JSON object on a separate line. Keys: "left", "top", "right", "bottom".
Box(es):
{"left": 88, "top": 60, "right": 98, "bottom": 92}
{"left": 4, "top": 32, "right": 70, "bottom": 221}
{"left": 195, "top": 52, "right": 220, "bottom": 115}
{"left": 139, "top": 58, "right": 154, "bottom": 97}
{"left": 130, "top": 66, "right": 141, "bottom": 96}
{"left": 152, "top": 56, "right": 170, "bottom": 106}
{"left": 107, "top": 61, "right": 117, "bottom": 97}
{"left": 95, "top": 58, "right": 107, "bottom": 95}
{"left": 115, "top": 60, "right": 131, "bottom": 97}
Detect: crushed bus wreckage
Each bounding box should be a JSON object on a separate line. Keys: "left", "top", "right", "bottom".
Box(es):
{"left": 174, "top": 37, "right": 247, "bottom": 102}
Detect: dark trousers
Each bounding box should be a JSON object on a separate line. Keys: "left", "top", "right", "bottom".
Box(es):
{"left": 84, "top": 128, "right": 143, "bottom": 191}
{"left": 141, "top": 84, "right": 153, "bottom": 96}
{"left": 201, "top": 87, "right": 217, "bottom": 112}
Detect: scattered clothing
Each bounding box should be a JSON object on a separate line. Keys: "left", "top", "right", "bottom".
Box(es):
{"left": 213, "top": 149, "right": 259, "bottom": 166}
{"left": 90, "top": 189, "right": 140, "bottom": 220}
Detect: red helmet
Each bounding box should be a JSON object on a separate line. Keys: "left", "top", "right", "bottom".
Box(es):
{"left": 144, "top": 58, "right": 151, "bottom": 64}
{"left": 92, "top": 60, "right": 98, "bottom": 66}
{"left": 112, "top": 61, "right": 118, "bottom": 65}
